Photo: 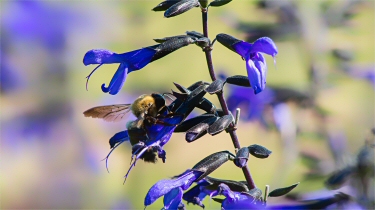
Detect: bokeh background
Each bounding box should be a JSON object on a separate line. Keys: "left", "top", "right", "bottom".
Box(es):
{"left": 1, "top": 0, "right": 374, "bottom": 209}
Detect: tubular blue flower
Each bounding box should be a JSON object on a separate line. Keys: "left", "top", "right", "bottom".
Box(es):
{"left": 83, "top": 35, "right": 195, "bottom": 95}
{"left": 218, "top": 183, "right": 264, "bottom": 209}
{"left": 182, "top": 179, "right": 213, "bottom": 208}
{"left": 83, "top": 48, "right": 157, "bottom": 95}
{"left": 144, "top": 170, "right": 204, "bottom": 209}
{"left": 216, "top": 34, "right": 278, "bottom": 94}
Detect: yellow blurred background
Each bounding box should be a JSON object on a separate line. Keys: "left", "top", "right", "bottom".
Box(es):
{"left": 1, "top": 1, "right": 374, "bottom": 209}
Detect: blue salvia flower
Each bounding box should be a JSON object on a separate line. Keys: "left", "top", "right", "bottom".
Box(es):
{"left": 216, "top": 34, "right": 278, "bottom": 94}
{"left": 83, "top": 35, "right": 195, "bottom": 95}
{"left": 218, "top": 183, "right": 263, "bottom": 209}
{"left": 144, "top": 170, "right": 204, "bottom": 209}
{"left": 182, "top": 179, "right": 211, "bottom": 208}
{"left": 145, "top": 151, "right": 234, "bottom": 209}
{"left": 83, "top": 48, "right": 157, "bottom": 95}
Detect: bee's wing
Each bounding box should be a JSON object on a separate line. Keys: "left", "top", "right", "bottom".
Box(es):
{"left": 83, "top": 104, "right": 132, "bottom": 122}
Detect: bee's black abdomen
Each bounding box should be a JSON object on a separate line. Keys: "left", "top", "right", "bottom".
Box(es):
{"left": 141, "top": 151, "right": 158, "bottom": 163}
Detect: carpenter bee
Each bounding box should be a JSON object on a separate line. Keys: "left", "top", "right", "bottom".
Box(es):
{"left": 83, "top": 93, "right": 168, "bottom": 128}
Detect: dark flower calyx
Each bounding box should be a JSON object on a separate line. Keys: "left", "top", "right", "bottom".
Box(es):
{"left": 150, "top": 36, "right": 196, "bottom": 62}
{"left": 164, "top": 0, "right": 199, "bottom": 18}
{"left": 205, "top": 79, "right": 225, "bottom": 94}
{"left": 209, "top": 0, "right": 232, "bottom": 7}
{"left": 192, "top": 151, "right": 235, "bottom": 181}
{"left": 234, "top": 147, "right": 249, "bottom": 168}
{"left": 174, "top": 114, "right": 216, "bottom": 132}
{"left": 248, "top": 144, "right": 272, "bottom": 158}
{"left": 186, "top": 31, "right": 204, "bottom": 39}
{"left": 208, "top": 114, "right": 233, "bottom": 135}
{"left": 152, "top": 0, "right": 183, "bottom": 11}
{"left": 226, "top": 75, "right": 251, "bottom": 87}
{"left": 216, "top": 33, "right": 242, "bottom": 53}
{"left": 185, "top": 116, "right": 218, "bottom": 142}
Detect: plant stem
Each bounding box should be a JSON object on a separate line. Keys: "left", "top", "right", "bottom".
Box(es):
{"left": 201, "top": 9, "right": 256, "bottom": 189}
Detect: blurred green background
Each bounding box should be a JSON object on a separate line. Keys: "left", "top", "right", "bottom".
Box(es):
{"left": 1, "top": 0, "right": 374, "bottom": 209}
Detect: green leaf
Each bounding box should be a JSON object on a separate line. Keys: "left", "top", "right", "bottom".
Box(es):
{"left": 268, "top": 182, "right": 299, "bottom": 197}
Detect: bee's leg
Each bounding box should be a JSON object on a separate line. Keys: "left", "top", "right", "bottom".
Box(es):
{"left": 152, "top": 146, "right": 166, "bottom": 163}
{"left": 131, "top": 142, "right": 145, "bottom": 164}
{"left": 136, "top": 113, "right": 145, "bottom": 128}
{"left": 165, "top": 113, "right": 184, "bottom": 118}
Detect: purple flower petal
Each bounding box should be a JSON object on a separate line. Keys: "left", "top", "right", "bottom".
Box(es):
{"left": 253, "top": 53, "right": 267, "bottom": 91}
{"left": 219, "top": 184, "right": 263, "bottom": 209}
{"left": 182, "top": 179, "right": 210, "bottom": 207}
{"left": 245, "top": 56, "right": 263, "bottom": 94}
{"left": 250, "top": 37, "right": 278, "bottom": 57}
{"left": 83, "top": 49, "right": 125, "bottom": 65}
{"left": 120, "top": 47, "right": 156, "bottom": 71}
{"left": 163, "top": 187, "right": 183, "bottom": 210}
{"left": 233, "top": 41, "right": 253, "bottom": 58}
{"left": 144, "top": 170, "right": 203, "bottom": 206}
{"left": 101, "top": 62, "right": 128, "bottom": 95}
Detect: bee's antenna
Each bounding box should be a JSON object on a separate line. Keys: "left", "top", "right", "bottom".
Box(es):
{"left": 85, "top": 64, "right": 103, "bottom": 91}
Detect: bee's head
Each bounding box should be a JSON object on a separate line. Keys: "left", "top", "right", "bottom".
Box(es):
{"left": 151, "top": 93, "right": 166, "bottom": 111}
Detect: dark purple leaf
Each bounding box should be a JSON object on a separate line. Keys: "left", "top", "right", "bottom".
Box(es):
{"left": 268, "top": 182, "right": 299, "bottom": 197}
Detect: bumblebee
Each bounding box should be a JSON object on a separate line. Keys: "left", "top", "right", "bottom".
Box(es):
{"left": 83, "top": 93, "right": 167, "bottom": 128}
{"left": 84, "top": 93, "right": 173, "bottom": 164}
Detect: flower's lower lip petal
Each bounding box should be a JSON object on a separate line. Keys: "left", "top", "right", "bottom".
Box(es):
{"left": 163, "top": 187, "right": 183, "bottom": 210}
{"left": 218, "top": 183, "right": 236, "bottom": 201}
{"left": 253, "top": 55, "right": 267, "bottom": 91}
{"left": 233, "top": 41, "right": 253, "bottom": 58}
{"left": 101, "top": 63, "right": 128, "bottom": 95}
{"left": 83, "top": 49, "right": 123, "bottom": 65}
{"left": 246, "top": 58, "right": 262, "bottom": 94}
{"left": 144, "top": 170, "right": 203, "bottom": 206}
{"left": 250, "top": 37, "right": 278, "bottom": 56}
